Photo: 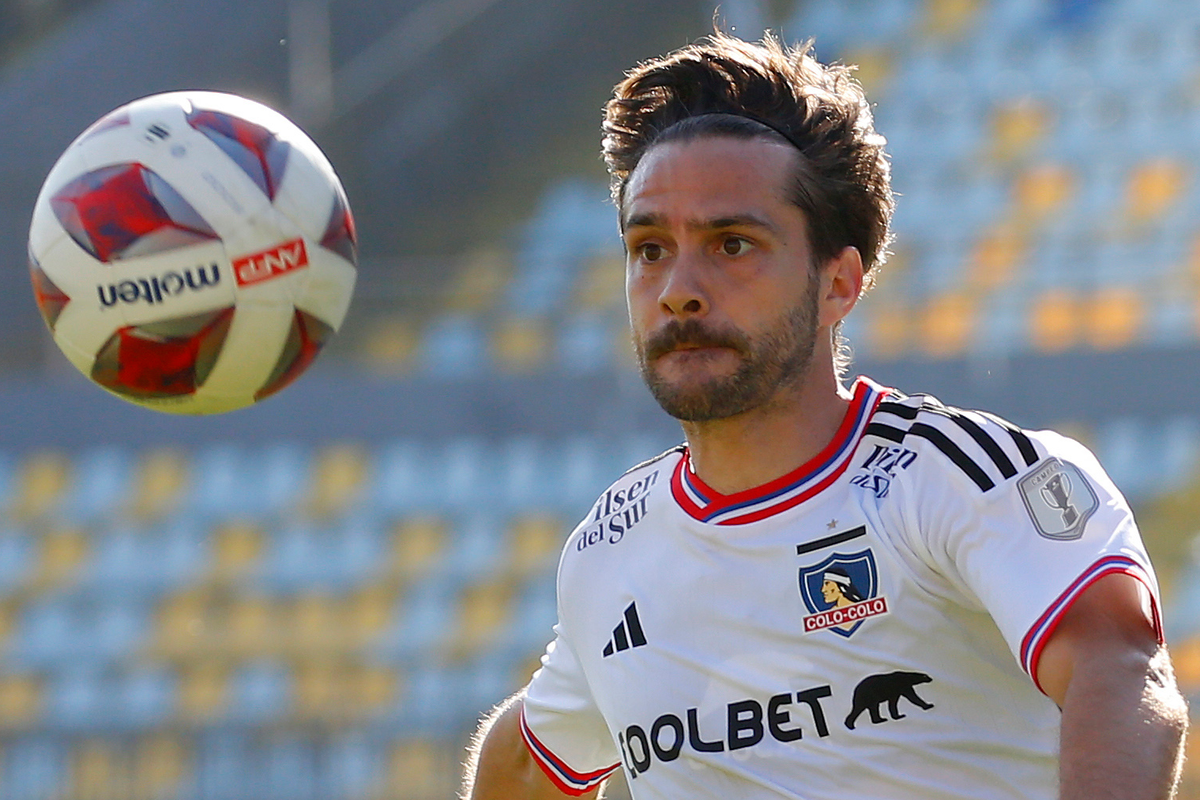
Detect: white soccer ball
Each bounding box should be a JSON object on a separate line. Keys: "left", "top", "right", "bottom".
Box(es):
{"left": 27, "top": 90, "right": 357, "bottom": 414}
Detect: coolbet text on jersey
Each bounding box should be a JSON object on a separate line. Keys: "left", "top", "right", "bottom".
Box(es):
{"left": 519, "top": 377, "right": 1162, "bottom": 800}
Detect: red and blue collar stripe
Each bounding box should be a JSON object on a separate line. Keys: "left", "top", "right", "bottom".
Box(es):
{"left": 671, "top": 377, "right": 888, "bottom": 526}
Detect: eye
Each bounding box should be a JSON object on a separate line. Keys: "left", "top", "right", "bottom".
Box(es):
{"left": 720, "top": 236, "right": 754, "bottom": 256}
{"left": 638, "top": 242, "right": 666, "bottom": 262}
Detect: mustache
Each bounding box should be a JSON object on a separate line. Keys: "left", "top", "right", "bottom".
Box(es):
{"left": 642, "top": 319, "right": 750, "bottom": 361}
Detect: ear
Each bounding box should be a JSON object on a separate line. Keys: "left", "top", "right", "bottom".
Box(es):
{"left": 818, "top": 246, "right": 864, "bottom": 328}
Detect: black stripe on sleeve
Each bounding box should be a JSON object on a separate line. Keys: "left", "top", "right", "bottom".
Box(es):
{"left": 908, "top": 422, "right": 995, "bottom": 492}
{"left": 943, "top": 411, "right": 1018, "bottom": 479}
{"left": 865, "top": 422, "right": 908, "bottom": 443}
{"left": 875, "top": 400, "right": 920, "bottom": 421}
{"left": 978, "top": 412, "right": 1040, "bottom": 466}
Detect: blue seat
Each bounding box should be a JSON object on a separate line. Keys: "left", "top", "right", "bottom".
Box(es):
{"left": 44, "top": 667, "right": 108, "bottom": 730}
{"left": 59, "top": 445, "right": 132, "bottom": 523}
{"left": 3, "top": 737, "right": 66, "bottom": 800}
{"left": 227, "top": 661, "right": 292, "bottom": 724}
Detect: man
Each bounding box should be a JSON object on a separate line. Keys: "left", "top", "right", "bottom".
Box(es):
{"left": 460, "top": 33, "right": 1188, "bottom": 799}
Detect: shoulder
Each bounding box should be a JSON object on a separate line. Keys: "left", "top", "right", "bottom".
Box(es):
{"left": 561, "top": 444, "right": 682, "bottom": 555}
{"left": 864, "top": 389, "right": 1086, "bottom": 496}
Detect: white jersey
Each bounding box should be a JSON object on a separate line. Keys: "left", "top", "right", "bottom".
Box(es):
{"left": 520, "top": 376, "right": 1163, "bottom": 800}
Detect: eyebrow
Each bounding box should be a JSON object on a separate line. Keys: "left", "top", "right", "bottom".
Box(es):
{"left": 621, "top": 211, "right": 781, "bottom": 236}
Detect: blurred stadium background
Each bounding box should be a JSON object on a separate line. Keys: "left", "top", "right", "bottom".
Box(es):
{"left": 2, "top": 0, "right": 1200, "bottom": 797}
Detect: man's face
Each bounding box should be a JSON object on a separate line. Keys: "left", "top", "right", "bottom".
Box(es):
{"left": 621, "top": 135, "right": 820, "bottom": 422}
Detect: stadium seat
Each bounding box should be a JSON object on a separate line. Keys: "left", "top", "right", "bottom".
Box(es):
{"left": 1122, "top": 156, "right": 1190, "bottom": 228}
{"left": 60, "top": 446, "right": 133, "bottom": 524}
{"left": 918, "top": 293, "right": 976, "bottom": 358}
{"left": 112, "top": 667, "right": 176, "bottom": 729}
{"left": 441, "top": 578, "right": 516, "bottom": 663}
{"left": 226, "top": 661, "right": 292, "bottom": 725}
{"left": 556, "top": 313, "right": 619, "bottom": 374}
{"left": 44, "top": 667, "right": 108, "bottom": 730}
{"left": 0, "top": 525, "right": 34, "bottom": 594}
{"left": 573, "top": 253, "right": 625, "bottom": 312}
{"left": 1082, "top": 286, "right": 1143, "bottom": 350}
{"left": 378, "top": 738, "right": 456, "bottom": 800}
{"left": 359, "top": 316, "right": 420, "bottom": 376}
{"left": 1029, "top": 289, "right": 1082, "bottom": 353}
{"left": 0, "top": 673, "right": 41, "bottom": 730}
{"left": 10, "top": 450, "right": 69, "bottom": 522}
{"left": 386, "top": 515, "right": 448, "bottom": 585}
{"left": 208, "top": 521, "right": 264, "bottom": 584}
{"left": 504, "top": 512, "right": 564, "bottom": 580}
{"left": 491, "top": 316, "right": 550, "bottom": 374}
{"left": 129, "top": 448, "right": 188, "bottom": 521}
{"left": 131, "top": 734, "right": 191, "bottom": 800}
{"left": 322, "top": 733, "right": 380, "bottom": 800}
{"left": 986, "top": 96, "right": 1052, "bottom": 164}
{"left": 417, "top": 314, "right": 486, "bottom": 378}
{"left": 307, "top": 443, "right": 369, "bottom": 519}
{"left": 177, "top": 661, "right": 229, "bottom": 723}
{"left": 66, "top": 739, "right": 125, "bottom": 800}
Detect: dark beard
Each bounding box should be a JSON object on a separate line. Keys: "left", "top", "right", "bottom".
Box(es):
{"left": 635, "top": 285, "right": 819, "bottom": 422}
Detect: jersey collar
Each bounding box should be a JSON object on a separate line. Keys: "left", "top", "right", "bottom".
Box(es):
{"left": 670, "top": 377, "right": 889, "bottom": 526}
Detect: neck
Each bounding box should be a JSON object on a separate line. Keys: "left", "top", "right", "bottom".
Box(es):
{"left": 679, "top": 357, "right": 852, "bottom": 496}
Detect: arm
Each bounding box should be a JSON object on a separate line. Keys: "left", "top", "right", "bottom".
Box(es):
{"left": 460, "top": 689, "right": 606, "bottom": 800}
{"left": 1036, "top": 573, "right": 1189, "bottom": 800}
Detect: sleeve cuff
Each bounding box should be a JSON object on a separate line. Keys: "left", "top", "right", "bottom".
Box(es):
{"left": 519, "top": 704, "right": 620, "bottom": 796}
{"left": 1020, "top": 555, "right": 1163, "bottom": 695}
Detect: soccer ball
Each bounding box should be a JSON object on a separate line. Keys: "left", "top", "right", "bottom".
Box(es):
{"left": 27, "top": 91, "right": 357, "bottom": 414}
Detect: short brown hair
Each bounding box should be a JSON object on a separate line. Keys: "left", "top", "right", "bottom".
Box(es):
{"left": 602, "top": 32, "right": 894, "bottom": 280}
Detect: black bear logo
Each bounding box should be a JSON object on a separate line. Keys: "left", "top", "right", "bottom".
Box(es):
{"left": 844, "top": 671, "right": 934, "bottom": 730}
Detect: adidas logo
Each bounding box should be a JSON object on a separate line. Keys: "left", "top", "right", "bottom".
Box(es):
{"left": 603, "top": 601, "right": 647, "bottom": 657}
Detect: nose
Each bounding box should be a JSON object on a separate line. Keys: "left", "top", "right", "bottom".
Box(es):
{"left": 657, "top": 252, "right": 709, "bottom": 317}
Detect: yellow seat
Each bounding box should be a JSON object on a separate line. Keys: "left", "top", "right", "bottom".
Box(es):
{"left": 209, "top": 521, "right": 263, "bottom": 583}
{"left": 11, "top": 450, "right": 69, "bottom": 521}
{"left": 68, "top": 739, "right": 125, "bottom": 800}
{"left": 177, "top": 661, "right": 228, "bottom": 722}
{"left": 863, "top": 301, "right": 912, "bottom": 360}
{"left": 442, "top": 580, "right": 514, "bottom": 662}
{"left": 574, "top": 254, "right": 625, "bottom": 312}
{"left": 378, "top": 739, "right": 454, "bottom": 800}
{"left": 292, "top": 659, "right": 342, "bottom": 722}
{"left": 224, "top": 595, "right": 280, "bottom": 658}
{"left": 154, "top": 589, "right": 211, "bottom": 658}
{"left": 1029, "top": 290, "right": 1081, "bottom": 353}
{"left": 0, "top": 674, "right": 40, "bottom": 729}
{"left": 288, "top": 592, "right": 344, "bottom": 656}
{"left": 389, "top": 516, "right": 447, "bottom": 583}
{"left": 344, "top": 584, "right": 397, "bottom": 649}
{"left": 1083, "top": 287, "right": 1142, "bottom": 350}
{"left": 129, "top": 448, "right": 188, "bottom": 519}
{"left": 360, "top": 316, "right": 420, "bottom": 376}
{"left": 969, "top": 226, "right": 1026, "bottom": 292}
{"left": 1011, "top": 164, "right": 1074, "bottom": 226}
{"left": 919, "top": 293, "right": 975, "bottom": 358}
{"left": 1124, "top": 157, "right": 1188, "bottom": 226}
{"left": 987, "top": 98, "right": 1051, "bottom": 164}
{"left": 842, "top": 46, "right": 894, "bottom": 98}
{"left": 308, "top": 443, "right": 368, "bottom": 518}
{"left": 445, "top": 248, "right": 512, "bottom": 314}
{"left": 505, "top": 513, "right": 563, "bottom": 579}
{"left": 131, "top": 734, "right": 190, "bottom": 800}
{"left": 32, "top": 525, "right": 89, "bottom": 591}
{"left": 491, "top": 317, "right": 550, "bottom": 373}
{"left": 922, "top": 0, "right": 983, "bottom": 41}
